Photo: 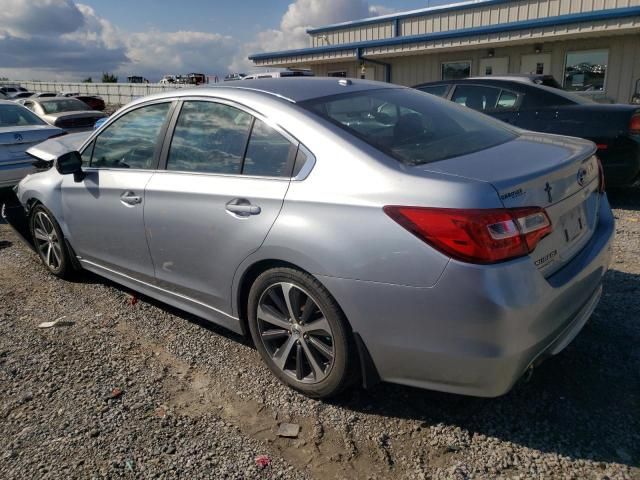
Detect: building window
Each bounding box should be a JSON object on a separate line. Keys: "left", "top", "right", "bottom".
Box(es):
{"left": 441, "top": 61, "right": 471, "bottom": 81}
{"left": 564, "top": 50, "right": 608, "bottom": 93}
{"left": 328, "top": 71, "right": 347, "bottom": 78}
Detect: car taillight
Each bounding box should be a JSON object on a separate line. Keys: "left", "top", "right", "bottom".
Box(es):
{"left": 596, "top": 156, "right": 605, "bottom": 193}
{"left": 384, "top": 206, "right": 552, "bottom": 264}
{"left": 630, "top": 113, "right": 640, "bottom": 135}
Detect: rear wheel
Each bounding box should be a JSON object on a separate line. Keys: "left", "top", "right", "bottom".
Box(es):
{"left": 30, "top": 205, "right": 72, "bottom": 278}
{"left": 248, "top": 268, "right": 354, "bottom": 398}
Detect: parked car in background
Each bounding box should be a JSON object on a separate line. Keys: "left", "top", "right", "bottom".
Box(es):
{"left": 31, "top": 92, "right": 58, "bottom": 98}
{"left": 224, "top": 73, "right": 247, "bottom": 82}
{"left": 243, "top": 69, "right": 314, "bottom": 80}
{"left": 10, "top": 92, "right": 35, "bottom": 100}
{"left": 57, "top": 92, "right": 106, "bottom": 111}
{"left": 17, "top": 97, "right": 106, "bottom": 133}
{"left": 0, "top": 100, "right": 65, "bottom": 188}
{"left": 414, "top": 78, "right": 640, "bottom": 187}
{"left": 1, "top": 86, "right": 28, "bottom": 96}
{"left": 6, "top": 78, "right": 613, "bottom": 400}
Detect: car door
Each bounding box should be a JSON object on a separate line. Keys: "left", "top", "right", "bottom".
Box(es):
{"left": 144, "top": 98, "right": 297, "bottom": 314}
{"left": 61, "top": 101, "right": 174, "bottom": 283}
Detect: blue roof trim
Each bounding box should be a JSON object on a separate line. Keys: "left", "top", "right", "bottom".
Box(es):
{"left": 249, "top": 6, "right": 640, "bottom": 61}
{"left": 306, "top": 0, "right": 513, "bottom": 34}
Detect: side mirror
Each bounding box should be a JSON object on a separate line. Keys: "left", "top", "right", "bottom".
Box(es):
{"left": 55, "top": 151, "right": 85, "bottom": 182}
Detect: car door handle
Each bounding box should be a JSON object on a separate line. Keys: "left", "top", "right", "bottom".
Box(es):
{"left": 225, "top": 199, "right": 261, "bottom": 216}
{"left": 120, "top": 191, "right": 142, "bottom": 206}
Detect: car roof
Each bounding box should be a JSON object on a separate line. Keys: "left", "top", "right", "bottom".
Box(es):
{"left": 132, "top": 77, "right": 399, "bottom": 106}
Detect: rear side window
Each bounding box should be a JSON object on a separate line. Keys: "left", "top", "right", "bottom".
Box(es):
{"left": 167, "top": 101, "right": 296, "bottom": 177}
{"left": 417, "top": 85, "right": 449, "bottom": 97}
{"left": 167, "top": 101, "right": 252, "bottom": 174}
{"left": 243, "top": 119, "right": 295, "bottom": 177}
{"left": 90, "top": 102, "right": 171, "bottom": 169}
{"left": 497, "top": 90, "right": 518, "bottom": 109}
{"left": 451, "top": 85, "right": 500, "bottom": 111}
{"left": 301, "top": 88, "right": 516, "bottom": 166}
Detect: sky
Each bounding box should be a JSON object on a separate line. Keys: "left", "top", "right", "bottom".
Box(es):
{"left": 0, "top": 0, "right": 464, "bottom": 82}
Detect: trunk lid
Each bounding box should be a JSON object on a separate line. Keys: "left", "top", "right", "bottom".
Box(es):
{"left": 0, "top": 125, "right": 64, "bottom": 166}
{"left": 417, "top": 132, "right": 601, "bottom": 276}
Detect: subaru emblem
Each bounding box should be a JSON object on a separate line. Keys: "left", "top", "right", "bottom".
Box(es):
{"left": 14, "top": 133, "right": 23, "bottom": 142}
{"left": 577, "top": 167, "right": 588, "bottom": 187}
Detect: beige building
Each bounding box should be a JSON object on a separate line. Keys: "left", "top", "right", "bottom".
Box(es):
{"left": 249, "top": 0, "right": 640, "bottom": 103}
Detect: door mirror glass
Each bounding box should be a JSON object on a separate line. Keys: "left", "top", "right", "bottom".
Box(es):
{"left": 56, "top": 151, "right": 83, "bottom": 175}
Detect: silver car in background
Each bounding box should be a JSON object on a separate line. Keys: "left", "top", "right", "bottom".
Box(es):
{"left": 0, "top": 100, "right": 65, "bottom": 188}
{"left": 8, "top": 78, "right": 614, "bottom": 398}
{"left": 18, "top": 97, "right": 106, "bottom": 133}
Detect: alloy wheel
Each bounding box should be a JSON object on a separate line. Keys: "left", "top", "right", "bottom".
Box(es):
{"left": 33, "top": 211, "right": 63, "bottom": 270}
{"left": 256, "top": 282, "right": 335, "bottom": 384}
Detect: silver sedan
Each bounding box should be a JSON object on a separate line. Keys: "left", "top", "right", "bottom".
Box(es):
{"left": 0, "top": 100, "right": 65, "bottom": 188}
{"left": 8, "top": 78, "right": 614, "bottom": 398}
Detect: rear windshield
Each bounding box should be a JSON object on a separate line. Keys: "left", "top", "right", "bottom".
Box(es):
{"left": 41, "top": 98, "right": 88, "bottom": 114}
{"left": 300, "top": 88, "right": 517, "bottom": 166}
{"left": 0, "top": 104, "right": 46, "bottom": 127}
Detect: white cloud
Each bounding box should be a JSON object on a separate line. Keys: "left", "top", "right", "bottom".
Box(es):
{"left": 231, "top": 0, "right": 396, "bottom": 73}
{"left": 0, "top": 0, "right": 396, "bottom": 81}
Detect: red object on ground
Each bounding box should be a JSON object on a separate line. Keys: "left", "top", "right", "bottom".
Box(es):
{"left": 255, "top": 455, "right": 271, "bottom": 469}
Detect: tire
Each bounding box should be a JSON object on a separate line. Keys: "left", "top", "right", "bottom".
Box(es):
{"left": 29, "top": 205, "right": 73, "bottom": 278}
{"left": 248, "top": 267, "right": 356, "bottom": 398}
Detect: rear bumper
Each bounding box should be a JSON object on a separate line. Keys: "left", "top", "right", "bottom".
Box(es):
{"left": 320, "top": 194, "right": 615, "bottom": 397}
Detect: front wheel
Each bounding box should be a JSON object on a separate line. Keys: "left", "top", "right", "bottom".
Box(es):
{"left": 248, "top": 268, "right": 355, "bottom": 398}
{"left": 29, "top": 205, "right": 72, "bottom": 278}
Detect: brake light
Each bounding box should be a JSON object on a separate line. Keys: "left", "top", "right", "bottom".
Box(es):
{"left": 384, "top": 206, "right": 552, "bottom": 264}
{"left": 630, "top": 113, "right": 640, "bottom": 135}
{"left": 596, "top": 156, "right": 606, "bottom": 193}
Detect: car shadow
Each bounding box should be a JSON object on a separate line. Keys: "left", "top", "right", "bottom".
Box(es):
{"left": 66, "top": 264, "right": 639, "bottom": 468}
{"left": 608, "top": 186, "right": 640, "bottom": 211}
{"left": 327, "top": 267, "right": 639, "bottom": 468}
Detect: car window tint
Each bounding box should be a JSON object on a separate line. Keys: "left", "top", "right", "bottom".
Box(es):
{"left": 243, "top": 119, "right": 294, "bottom": 177}
{"left": 451, "top": 85, "right": 500, "bottom": 111}
{"left": 90, "top": 103, "right": 171, "bottom": 169}
{"left": 302, "top": 88, "right": 516, "bottom": 166}
{"left": 417, "top": 85, "right": 449, "bottom": 97}
{"left": 0, "top": 104, "right": 46, "bottom": 127}
{"left": 167, "top": 101, "right": 252, "bottom": 174}
{"left": 497, "top": 90, "right": 518, "bottom": 109}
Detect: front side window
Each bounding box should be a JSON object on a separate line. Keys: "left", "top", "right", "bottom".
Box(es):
{"left": 167, "top": 101, "right": 252, "bottom": 174}
{"left": 451, "top": 85, "right": 501, "bottom": 112}
{"left": 90, "top": 102, "right": 171, "bottom": 169}
{"left": 0, "top": 104, "right": 46, "bottom": 127}
{"left": 564, "top": 49, "right": 608, "bottom": 92}
{"left": 441, "top": 61, "right": 471, "bottom": 81}
{"left": 301, "top": 88, "right": 516, "bottom": 166}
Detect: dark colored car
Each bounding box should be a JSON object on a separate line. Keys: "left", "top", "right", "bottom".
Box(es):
{"left": 58, "top": 92, "right": 106, "bottom": 111}
{"left": 414, "top": 78, "right": 640, "bottom": 187}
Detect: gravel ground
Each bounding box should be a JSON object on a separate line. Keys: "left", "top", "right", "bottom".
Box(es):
{"left": 0, "top": 189, "right": 638, "bottom": 479}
